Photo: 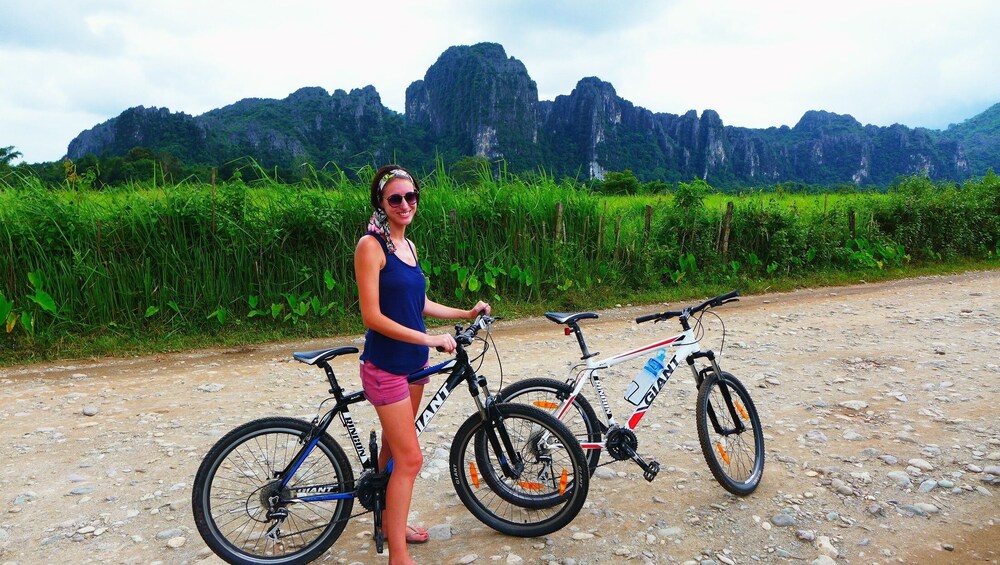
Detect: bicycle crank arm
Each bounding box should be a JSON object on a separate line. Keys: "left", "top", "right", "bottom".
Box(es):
{"left": 621, "top": 443, "right": 661, "bottom": 482}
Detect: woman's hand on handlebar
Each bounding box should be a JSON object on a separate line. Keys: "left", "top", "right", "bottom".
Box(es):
{"left": 430, "top": 333, "right": 458, "bottom": 353}
{"left": 468, "top": 301, "right": 491, "bottom": 319}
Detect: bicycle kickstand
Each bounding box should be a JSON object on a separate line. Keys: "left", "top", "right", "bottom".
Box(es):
{"left": 369, "top": 430, "right": 386, "bottom": 555}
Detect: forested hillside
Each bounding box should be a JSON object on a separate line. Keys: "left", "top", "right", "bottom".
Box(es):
{"left": 57, "top": 43, "right": 1000, "bottom": 187}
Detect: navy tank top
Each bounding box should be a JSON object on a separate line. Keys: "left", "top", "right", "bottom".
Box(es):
{"left": 359, "top": 233, "right": 429, "bottom": 374}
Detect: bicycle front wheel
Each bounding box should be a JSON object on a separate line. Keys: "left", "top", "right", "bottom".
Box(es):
{"left": 499, "top": 377, "right": 603, "bottom": 474}
{"left": 695, "top": 371, "right": 765, "bottom": 495}
{"left": 450, "top": 403, "right": 590, "bottom": 537}
{"left": 192, "top": 417, "right": 355, "bottom": 565}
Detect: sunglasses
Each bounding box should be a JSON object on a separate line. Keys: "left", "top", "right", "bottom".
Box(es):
{"left": 385, "top": 191, "right": 419, "bottom": 208}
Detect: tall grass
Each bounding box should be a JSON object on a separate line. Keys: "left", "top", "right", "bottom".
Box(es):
{"left": 1, "top": 169, "right": 998, "bottom": 360}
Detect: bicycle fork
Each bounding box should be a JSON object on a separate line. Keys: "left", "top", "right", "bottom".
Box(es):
{"left": 479, "top": 395, "right": 527, "bottom": 480}
{"left": 691, "top": 353, "right": 747, "bottom": 465}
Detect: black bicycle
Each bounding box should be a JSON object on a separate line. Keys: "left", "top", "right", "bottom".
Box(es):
{"left": 192, "top": 314, "right": 590, "bottom": 565}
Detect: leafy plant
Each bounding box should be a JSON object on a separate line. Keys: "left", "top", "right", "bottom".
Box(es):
{"left": 670, "top": 253, "right": 698, "bottom": 284}
{"left": 247, "top": 296, "right": 269, "bottom": 318}
{"left": 0, "top": 291, "right": 15, "bottom": 334}
{"left": 450, "top": 263, "right": 481, "bottom": 299}
{"left": 207, "top": 307, "right": 227, "bottom": 325}
{"left": 283, "top": 291, "right": 312, "bottom": 325}
{"left": 20, "top": 310, "right": 34, "bottom": 338}
{"left": 26, "top": 271, "right": 57, "bottom": 316}
{"left": 482, "top": 263, "right": 507, "bottom": 289}
{"left": 508, "top": 265, "right": 534, "bottom": 288}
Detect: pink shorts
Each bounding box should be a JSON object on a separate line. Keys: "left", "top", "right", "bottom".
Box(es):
{"left": 360, "top": 361, "right": 430, "bottom": 406}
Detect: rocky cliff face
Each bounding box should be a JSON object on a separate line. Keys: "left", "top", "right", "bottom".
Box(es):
{"left": 66, "top": 106, "right": 210, "bottom": 165}
{"left": 69, "top": 86, "right": 417, "bottom": 172}
{"left": 406, "top": 43, "right": 541, "bottom": 166}
{"left": 65, "top": 42, "right": 993, "bottom": 186}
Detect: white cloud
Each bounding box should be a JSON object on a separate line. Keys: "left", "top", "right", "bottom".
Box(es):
{"left": 3, "top": 0, "right": 999, "bottom": 163}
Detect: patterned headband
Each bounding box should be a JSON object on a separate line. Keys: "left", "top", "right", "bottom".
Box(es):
{"left": 378, "top": 169, "right": 414, "bottom": 194}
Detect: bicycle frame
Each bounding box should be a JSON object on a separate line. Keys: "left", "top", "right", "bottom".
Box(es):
{"left": 278, "top": 346, "right": 504, "bottom": 506}
{"left": 555, "top": 324, "right": 723, "bottom": 450}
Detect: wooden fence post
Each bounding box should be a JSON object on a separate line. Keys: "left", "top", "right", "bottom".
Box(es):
{"left": 554, "top": 202, "right": 564, "bottom": 243}
{"left": 597, "top": 202, "right": 606, "bottom": 261}
{"left": 720, "top": 201, "right": 734, "bottom": 260}
{"left": 211, "top": 168, "right": 217, "bottom": 234}
{"left": 96, "top": 219, "right": 103, "bottom": 263}
{"left": 642, "top": 205, "right": 653, "bottom": 250}
{"left": 613, "top": 214, "right": 623, "bottom": 262}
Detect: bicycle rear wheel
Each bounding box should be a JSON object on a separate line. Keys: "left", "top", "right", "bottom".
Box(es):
{"left": 450, "top": 403, "right": 590, "bottom": 537}
{"left": 498, "top": 377, "right": 603, "bottom": 474}
{"left": 192, "top": 417, "right": 355, "bottom": 565}
{"left": 695, "top": 371, "right": 765, "bottom": 495}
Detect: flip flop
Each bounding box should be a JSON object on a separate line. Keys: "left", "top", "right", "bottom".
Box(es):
{"left": 405, "top": 524, "right": 429, "bottom": 544}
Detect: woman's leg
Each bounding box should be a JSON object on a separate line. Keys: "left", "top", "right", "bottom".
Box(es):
{"left": 374, "top": 397, "right": 424, "bottom": 565}
{"left": 376, "top": 383, "right": 428, "bottom": 543}
{"left": 377, "top": 383, "right": 425, "bottom": 468}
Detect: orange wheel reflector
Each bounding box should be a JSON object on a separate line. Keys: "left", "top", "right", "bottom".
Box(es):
{"left": 532, "top": 400, "right": 560, "bottom": 410}
{"left": 716, "top": 442, "right": 731, "bottom": 465}
{"left": 517, "top": 481, "right": 544, "bottom": 491}
{"left": 469, "top": 462, "right": 480, "bottom": 489}
{"left": 559, "top": 469, "right": 568, "bottom": 496}
{"left": 735, "top": 401, "right": 749, "bottom": 420}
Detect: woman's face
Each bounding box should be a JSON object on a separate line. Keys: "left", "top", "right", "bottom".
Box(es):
{"left": 381, "top": 178, "right": 418, "bottom": 227}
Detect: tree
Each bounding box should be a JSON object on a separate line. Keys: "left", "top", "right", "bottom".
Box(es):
{"left": 599, "top": 169, "right": 641, "bottom": 195}
{"left": 0, "top": 146, "right": 22, "bottom": 167}
{"left": 450, "top": 156, "right": 491, "bottom": 187}
{"left": 674, "top": 178, "right": 710, "bottom": 209}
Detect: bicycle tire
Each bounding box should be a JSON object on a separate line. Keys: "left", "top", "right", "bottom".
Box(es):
{"left": 449, "top": 403, "right": 590, "bottom": 537}
{"left": 498, "top": 377, "right": 603, "bottom": 474}
{"left": 695, "top": 371, "right": 765, "bottom": 495}
{"left": 192, "top": 417, "right": 355, "bottom": 565}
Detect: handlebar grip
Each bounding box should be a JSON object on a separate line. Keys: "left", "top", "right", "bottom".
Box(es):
{"left": 718, "top": 290, "right": 740, "bottom": 302}
{"left": 635, "top": 313, "right": 660, "bottom": 324}
{"left": 703, "top": 290, "right": 740, "bottom": 310}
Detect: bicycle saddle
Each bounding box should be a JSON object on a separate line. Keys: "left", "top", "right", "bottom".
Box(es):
{"left": 544, "top": 312, "right": 599, "bottom": 325}
{"left": 292, "top": 346, "right": 359, "bottom": 365}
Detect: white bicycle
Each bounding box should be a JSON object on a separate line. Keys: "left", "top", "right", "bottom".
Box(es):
{"left": 499, "top": 290, "right": 764, "bottom": 495}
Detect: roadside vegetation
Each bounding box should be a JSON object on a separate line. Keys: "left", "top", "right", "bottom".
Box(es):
{"left": 2, "top": 159, "right": 998, "bottom": 365}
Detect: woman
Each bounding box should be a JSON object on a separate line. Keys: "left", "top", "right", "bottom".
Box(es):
{"left": 355, "top": 165, "right": 489, "bottom": 565}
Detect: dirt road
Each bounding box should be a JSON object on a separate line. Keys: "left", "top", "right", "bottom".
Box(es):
{"left": 2, "top": 271, "right": 999, "bottom": 565}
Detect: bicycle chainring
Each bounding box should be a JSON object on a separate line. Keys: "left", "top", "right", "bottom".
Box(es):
{"left": 355, "top": 470, "right": 389, "bottom": 511}
{"left": 605, "top": 427, "right": 639, "bottom": 461}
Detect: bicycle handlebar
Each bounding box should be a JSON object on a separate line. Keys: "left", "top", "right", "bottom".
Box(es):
{"left": 635, "top": 290, "right": 740, "bottom": 324}
{"left": 456, "top": 314, "right": 497, "bottom": 345}
{"left": 436, "top": 314, "right": 499, "bottom": 351}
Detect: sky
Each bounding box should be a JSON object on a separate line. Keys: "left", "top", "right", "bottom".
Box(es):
{"left": 3, "top": 0, "right": 1000, "bottom": 164}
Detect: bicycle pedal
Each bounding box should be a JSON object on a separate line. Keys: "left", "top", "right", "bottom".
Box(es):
{"left": 643, "top": 460, "right": 660, "bottom": 482}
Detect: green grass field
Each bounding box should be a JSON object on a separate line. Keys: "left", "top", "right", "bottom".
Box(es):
{"left": 2, "top": 171, "right": 998, "bottom": 364}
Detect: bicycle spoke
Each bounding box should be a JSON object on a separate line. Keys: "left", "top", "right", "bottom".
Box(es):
{"left": 194, "top": 419, "right": 354, "bottom": 562}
